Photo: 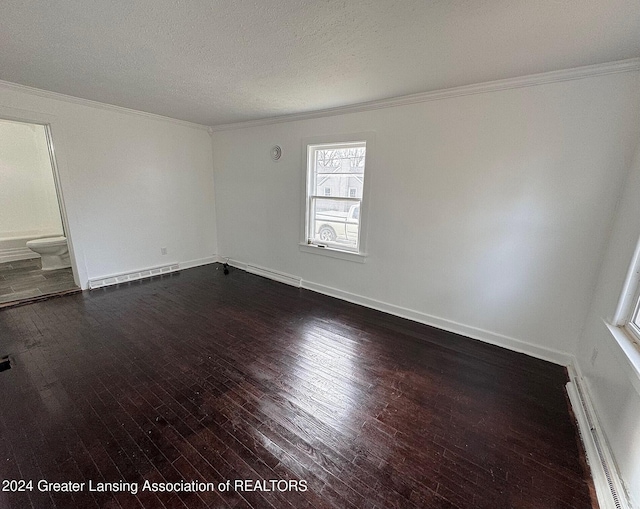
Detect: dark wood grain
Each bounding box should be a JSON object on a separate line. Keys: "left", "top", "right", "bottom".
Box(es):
{"left": 0, "top": 263, "right": 594, "bottom": 508}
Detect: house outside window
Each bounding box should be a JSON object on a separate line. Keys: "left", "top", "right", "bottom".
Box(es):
{"left": 305, "top": 141, "right": 366, "bottom": 253}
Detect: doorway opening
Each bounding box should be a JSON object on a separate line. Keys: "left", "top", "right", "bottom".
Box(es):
{"left": 0, "top": 118, "right": 79, "bottom": 307}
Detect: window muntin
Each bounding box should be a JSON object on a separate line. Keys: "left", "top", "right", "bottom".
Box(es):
{"left": 306, "top": 142, "right": 366, "bottom": 252}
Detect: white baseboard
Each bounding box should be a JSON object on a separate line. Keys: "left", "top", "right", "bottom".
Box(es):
{"left": 0, "top": 247, "right": 39, "bottom": 264}
{"left": 302, "top": 279, "right": 572, "bottom": 366}
{"left": 567, "top": 361, "right": 630, "bottom": 509}
{"left": 215, "top": 256, "right": 571, "bottom": 366}
{"left": 179, "top": 256, "right": 218, "bottom": 270}
{"left": 246, "top": 263, "right": 301, "bottom": 287}
{"left": 217, "top": 256, "right": 245, "bottom": 270}
{"left": 218, "top": 257, "right": 301, "bottom": 287}
{"left": 215, "top": 257, "right": 631, "bottom": 507}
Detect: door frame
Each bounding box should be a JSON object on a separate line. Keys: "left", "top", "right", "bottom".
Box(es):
{"left": 0, "top": 107, "right": 84, "bottom": 289}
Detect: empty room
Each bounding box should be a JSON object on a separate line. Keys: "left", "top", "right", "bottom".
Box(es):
{"left": 1, "top": 1, "right": 639, "bottom": 508}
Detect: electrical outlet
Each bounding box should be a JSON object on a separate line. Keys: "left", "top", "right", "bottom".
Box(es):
{"left": 161, "top": 247, "right": 167, "bottom": 255}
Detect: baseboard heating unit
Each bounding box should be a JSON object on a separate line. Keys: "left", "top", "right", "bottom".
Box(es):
{"left": 88, "top": 263, "right": 180, "bottom": 289}
{"left": 566, "top": 368, "right": 629, "bottom": 509}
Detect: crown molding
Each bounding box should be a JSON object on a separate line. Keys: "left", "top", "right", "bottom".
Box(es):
{"left": 209, "top": 58, "right": 640, "bottom": 132}
{"left": 1, "top": 58, "right": 637, "bottom": 132}
{"left": 0, "top": 79, "right": 210, "bottom": 131}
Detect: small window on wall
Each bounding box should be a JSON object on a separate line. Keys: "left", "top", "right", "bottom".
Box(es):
{"left": 305, "top": 141, "right": 366, "bottom": 253}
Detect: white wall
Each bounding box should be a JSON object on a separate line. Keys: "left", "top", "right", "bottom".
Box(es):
{"left": 0, "top": 119, "right": 63, "bottom": 241}
{"left": 576, "top": 138, "right": 640, "bottom": 507}
{"left": 0, "top": 84, "right": 217, "bottom": 288}
{"left": 212, "top": 71, "right": 640, "bottom": 362}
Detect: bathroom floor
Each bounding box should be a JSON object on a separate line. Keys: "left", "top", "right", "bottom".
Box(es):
{"left": 0, "top": 258, "right": 79, "bottom": 307}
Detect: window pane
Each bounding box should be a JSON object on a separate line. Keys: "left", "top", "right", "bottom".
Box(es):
{"left": 314, "top": 147, "right": 366, "bottom": 175}
{"left": 315, "top": 174, "right": 363, "bottom": 198}
{"left": 633, "top": 308, "right": 640, "bottom": 330}
{"left": 311, "top": 198, "right": 360, "bottom": 248}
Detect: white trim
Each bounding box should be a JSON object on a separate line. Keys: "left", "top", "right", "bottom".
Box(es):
{"left": 301, "top": 279, "right": 571, "bottom": 365}
{"left": 219, "top": 256, "right": 247, "bottom": 271}
{"left": 604, "top": 322, "right": 640, "bottom": 397}
{"left": 0, "top": 80, "right": 209, "bottom": 131}
{"left": 209, "top": 58, "right": 640, "bottom": 131}
{"left": 0, "top": 247, "right": 39, "bottom": 264}
{"left": 218, "top": 257, "right": 301, "bottom": 286}
{"left": 612, "top": 235, "right": 640, "bottom": 325}
{"left": 2, "top": 60, "right": 636, "bottom": 132}
{"left": 245, "top": 263, "right": 301, "bottom": 287}
{"left": 179, "top": 256, "right": 218, "bottom": 270}
{"left": 299, "top": 243, "right": 366, "bottom": 263}
{"left": 43, "top": 122, "right": 82, "bottom": 289}
{"left": 566, "top": 361, "right": 630, "bottom": 509}
{"left": 217, "top": 256, "right": 571, "bottom": 365}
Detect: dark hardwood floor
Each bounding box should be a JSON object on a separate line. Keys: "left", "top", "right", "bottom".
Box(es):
{"left": 0, "top": 264, "right": 594, "bottom": 508}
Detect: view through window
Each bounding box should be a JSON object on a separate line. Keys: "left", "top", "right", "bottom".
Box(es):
{"left": 306, "top": 142, "right": 366, "bottom": 252}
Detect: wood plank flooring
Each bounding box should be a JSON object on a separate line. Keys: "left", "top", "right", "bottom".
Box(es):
{"left": 0, "top": 263, "right": 594, "bottom": 508}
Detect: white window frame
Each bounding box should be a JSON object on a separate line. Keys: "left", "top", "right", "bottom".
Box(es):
{"left": 610, "top": 236, "right": 640, "bottom": 390}
{"left": 613, "top": 237, "right": 640, "bottom": 333}
{"left": 299, "top": 132, "right": 374, "bottom": 263}
{"left": 628, "top": 294, "right": 640, "bottom": 340}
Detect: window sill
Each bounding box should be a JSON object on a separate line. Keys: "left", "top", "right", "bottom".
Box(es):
{"left": 605, "top": 321, "right": 640, "bottom": 396}
{"left": 299, "top": 243, "right": 367, "bottom": 263}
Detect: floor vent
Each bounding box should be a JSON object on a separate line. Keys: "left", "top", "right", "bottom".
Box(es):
{"left": 0, "top": 356, "right": 11, "bottom": 372}
{"left": 89, "top": 263, "right": 180, "bottom": 289}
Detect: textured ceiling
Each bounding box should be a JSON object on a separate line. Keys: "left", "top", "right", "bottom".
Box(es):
{"left": 1, "top": 0, "right": 639, "bottom": 126}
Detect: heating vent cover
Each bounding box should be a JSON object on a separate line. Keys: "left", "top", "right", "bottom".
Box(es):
{"left": 89, "top": 263, "right": 180, "bottom": 289}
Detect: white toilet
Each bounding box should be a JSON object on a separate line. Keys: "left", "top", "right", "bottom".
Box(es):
{"left": 26, "top": 236, "right": 71, "bottom": 271}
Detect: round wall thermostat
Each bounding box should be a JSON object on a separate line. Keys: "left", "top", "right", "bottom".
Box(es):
{"left": 271, "top": 145, "right": 282, "bottom": 161}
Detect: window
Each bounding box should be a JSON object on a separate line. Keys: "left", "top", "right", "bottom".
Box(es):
{"left": 615, "top": 240, "right": 640, "bottom": 342}
{"left": 628, "top": 296, "right": 640, "bottom": 340}
{"left": 305, "top": 141, "right": 366, "bottom": 253}
{"left": 609, "top": 240, "right": 640, "bottom": 383}
{"left": 623, "top": 275, "right": 640, "bottom": 346}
